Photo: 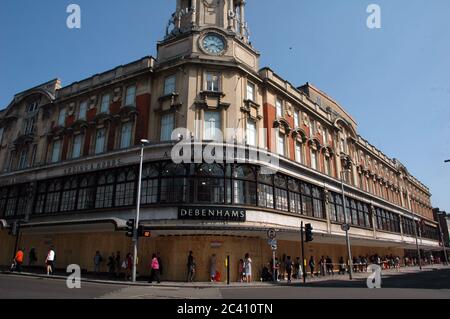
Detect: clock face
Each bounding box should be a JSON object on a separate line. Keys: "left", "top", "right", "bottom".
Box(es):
{"left": 202, "top": 34, "right": 226, "bottom": 55}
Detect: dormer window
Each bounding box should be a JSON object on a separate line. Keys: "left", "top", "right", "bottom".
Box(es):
{"left": 206, "top": 72, "right": 220, "bottom": 92}
{"left": 164, "top": 75, "right": 176, "bottom": 95}
{"left": 125, "top": 85, "right": 136, "bottom": 106}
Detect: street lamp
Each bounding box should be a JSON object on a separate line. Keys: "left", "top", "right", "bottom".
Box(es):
{"left": 445, "top": 160, "right": 450, "bottom": 163}
{"left": 132, "top": 139, "right": 150, "bottom": 283}
{"left": 340, "top": 155, "right": 354, "bottom": 280}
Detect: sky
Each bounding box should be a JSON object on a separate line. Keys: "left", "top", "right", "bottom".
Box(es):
{"left": 0, "top": 0, "right": 449, "bottom": 210}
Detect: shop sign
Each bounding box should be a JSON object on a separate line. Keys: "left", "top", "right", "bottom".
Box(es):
{"left": 178, "top": 207, "right": 246, "bottom": 222}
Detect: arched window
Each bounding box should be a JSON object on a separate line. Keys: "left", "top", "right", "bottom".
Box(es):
{"left": 160, "top": 163, "right": 188, "bottom": 203}
{"left": 95, "top": 172, "right": 115, "bottom": 209}
{"left": 45, "top": 181, "right": 62, "bottom": 213}
{"left": 231, "top": 165, "right": 256, "bottom": 206}
{"left": 274, "top": 174, "right": 288, "bottom": 212}
{"left": 61, "top": 178, "right": 78, "bottom": 212}
{"left": 196, "top": 164, "right": 225, "bottom": 204}
{"left": 256, "top": 169, "right": 273, "bottom": 209}
{"left": 115, "top": 168, "right": 136, "bottom": 207}
{"left": 78, "top": 176, "right": 95, "bottom": 210}
{"left": 142, "top": 164, "right": 159, "bottom": 204}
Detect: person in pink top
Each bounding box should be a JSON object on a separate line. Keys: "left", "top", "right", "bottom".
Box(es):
{"left": 149, "top": 253, "right": 161, "bottom": 284}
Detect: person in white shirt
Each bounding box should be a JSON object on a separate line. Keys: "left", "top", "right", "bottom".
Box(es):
{"left": 45, "top": 247, "right": 55, "bottom": 275}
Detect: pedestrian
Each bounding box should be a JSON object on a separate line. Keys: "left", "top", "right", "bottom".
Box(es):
{"left": 210, "top": 254, "right": 217, "bottom": 282}
{"left": 326, "top": 256, "right": 333, "bottom": 276}
{"left": 319, "top": 256, "right": 325, "bottom": 276}
{"left": 244, "top": 253, "right": 252, "bottom": 283}
{"left": 285, "top": 256, "right": 293, "bottom": 283}
{"left": 107, "top": 252, "right": 116, "bottom": 277}
{"left": 45, "top": 247, "right": 55, "bottom": 276}
{"left": 149, "top": 253, "right": 161, "bottom": 284}
{"left": 93, "top": 251, "right": 103, "bottom": 274}
{"left": 187, "top": 251, "right": 196, "bottom": 282}
{"left": 124, "top": 253, "right": 133, "bottom": 281}
{"left": 273, "top": 258, "right": 280, "bottom": 282}
{"left": 338, "top": 256, "right": 346, "bottom": 275}
{"left": 28, "top": 248, "right": 37, "bottom": 266}
{"left": 309, "top": 256, "right": 315, "bottom": 277}
{"left": 115, "top": 251, "right": 121, "bottom": 278}
{"left": 14, "top": 248, "right": 24, "bottom": 273}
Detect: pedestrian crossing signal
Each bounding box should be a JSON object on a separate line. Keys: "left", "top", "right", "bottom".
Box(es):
{"left": 137, "top": 226, "right": 151, "bottom": 238}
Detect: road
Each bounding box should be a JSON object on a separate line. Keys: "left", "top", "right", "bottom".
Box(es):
{"left": 1, "top": 268, "right": 449, "bottom": 299}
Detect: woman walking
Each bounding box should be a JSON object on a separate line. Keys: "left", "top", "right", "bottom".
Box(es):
{"left": 244, "top": 253, "right": 252, "bottom": 283}
{"left": 149, "top": 253, "right": 161, "bottom": 284}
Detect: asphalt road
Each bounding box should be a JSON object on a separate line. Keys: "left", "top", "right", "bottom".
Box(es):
{"left": 1, "top": 268, "right": 450, "bottom": 299}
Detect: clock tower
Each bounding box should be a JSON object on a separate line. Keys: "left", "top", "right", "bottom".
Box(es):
{"left": 157, "top": 0, "right": 259, "bottom": 72}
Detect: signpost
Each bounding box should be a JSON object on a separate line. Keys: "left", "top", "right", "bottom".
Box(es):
{"left": 267, "top": 229, "right": 277, "bottom": 282}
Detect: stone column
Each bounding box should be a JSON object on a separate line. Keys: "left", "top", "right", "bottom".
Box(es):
{"left": 191, "top": 0, "right": 197, "bottom": 26}
{"left": 228, "top": 0, "right": 235, "bottom": 30}
{"left": 240, "top": 0, "right": 246, "bottom": 37}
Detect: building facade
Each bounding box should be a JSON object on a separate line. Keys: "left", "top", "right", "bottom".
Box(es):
{"left": 0, "top": 0, "right": 441, "bottom": 281}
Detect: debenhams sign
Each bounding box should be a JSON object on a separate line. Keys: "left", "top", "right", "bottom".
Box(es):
{"left": 178, "top": 207, "right": 246, "bottom": 222}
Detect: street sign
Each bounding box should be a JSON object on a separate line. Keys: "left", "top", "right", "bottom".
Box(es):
{"left": 341, "top": 224, "right": 351, "bottom": 232}
{"left": 267, "top": 229, "right": 277, "bottom": 239}
{"left": 271, "top": 244, "right": 278, "bottom": 251}
{"left": 269, "top": 239, "right": 278, "bottom": 251}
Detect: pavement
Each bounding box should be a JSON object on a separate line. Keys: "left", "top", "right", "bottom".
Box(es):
{"left": 1, "top": 265, "right": 449, "bottom": 299}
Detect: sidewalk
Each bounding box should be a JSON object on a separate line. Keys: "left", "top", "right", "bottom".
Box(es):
{"left": 1, "top": 264, "right": 448, "bottom": 289}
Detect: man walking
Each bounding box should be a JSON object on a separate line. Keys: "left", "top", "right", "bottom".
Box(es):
{"left": 14, "top": 248, "right": 24, "bottom": 273}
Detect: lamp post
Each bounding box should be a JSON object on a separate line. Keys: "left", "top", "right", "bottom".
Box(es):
{"left": 445, "top": 160, "right": 450, "bottom": 163}
{"left": 340, "top": 156, "right": 353, "bottom": 280}
{"left": 132, "top": 139, "right": 150, "bottom": 283}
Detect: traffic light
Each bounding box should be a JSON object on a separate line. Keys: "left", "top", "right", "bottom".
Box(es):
{"left": 305, "top": 223, "right": 314, "bottom": 242}
{"left": 126, "top": 219, "right": 135, "bottom": 238}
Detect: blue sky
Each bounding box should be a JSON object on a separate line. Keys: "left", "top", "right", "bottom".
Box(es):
{"left": 1, "top": 0, "right": 449, "bottom": 210}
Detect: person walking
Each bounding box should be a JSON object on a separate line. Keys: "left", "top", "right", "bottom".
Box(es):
{"left": 45, "top": 247, "right": 55, "bottom": 276}
{"left": 124, "top": 253, "right": 133, "bottom": 281}
{"left": 285, "top": 256, "right": 293, "bottom": 283}
{"left": 149, "top": 253, "right": 161, "bottom": 284}
{"left": 93, "top": 251, "right": 103, "bottom": 274}
{"left": 14, "top": 248, "right": 24, "bottom": 273}
{"left": 338, "top": 256, "right": 346, "bottom": 275}
{"left": 326, "top": 256, "right": 333, "bottom": 276}
{"left": 244, "top": 253, "right": 252, "bottom": 283}
{"left": 187, "top": 251, "right": 196, "bottom": 282}
{"left": 319, "top": 256, "right": 326, "bottom": 276}
{"left": 309, "top": 256, "right": 315, "bottom": 278}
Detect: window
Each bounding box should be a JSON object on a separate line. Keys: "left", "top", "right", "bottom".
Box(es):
{"left": 324, "top": 155, "right": 331, "bottom": 175}
{"left": 160, "top": 163, "right": 188, "bottom": 203}
{"left": 72, "top": 135, "right": 83, "bottom": 159}
{"left": 295, "top": 142, "right": 303, "bottom": 164}
{"left": 0, "top": 188, "right": 8, "bottom": 217}
{"left": 276, "top": 98, "right": 283, "bottom": 118}
{"left": 60, "top": 178, "right": 78, "bottom": 212}
{"left": 77, "top": 176, "right": 95, "bottom": 210}
{"left": 125, "top": 86, "right": 136, "bottom": 106}
{"left": 329, "top": 192, "right": 345, "bottom": 223}
{"left": 160, "top": 114, "right": 175, "bottom": 141}
{"left": 204, "top": 111, "right": 221, "bottom": 141}
{"left": 277, "top": 131, "right": 285, "bottom": 156}
{"left": 229, "top": 165, "right": 257, "bottom": 206}
{"left": 288, "top": 179, "right": 302, "bottom": 215}
{"left": 78, "top": 101, "right": 87, "bottom": 120}
{"left": 45, "top": 181, "right": 61, "bottom": 213}
{"left": 51, "top": 140, "right": 61, "bottom": 163}
{"left": 0, "top": 127, "right": 3, "bottom": 144}
{"left": 246, "top": 119, "right": 257, "bottom": 146}
{"left": 58, "top": 109, "right": 66, "bottom": 126}
{"left": 115, "top": 169, "right": 136, "bottom": 207}
{"left": 120, "top": 122, "right": 133, "bottom": 149}
{"left": 95, "top": 128, "right": 106, "bottom": 154}
{"left": 8, "top": 151, "right": 15, "bottom": 171}
{"left": 312, "top": 186, "right": 324, "bottom": 219}
{"left": 206, "top": 72, "right": 220, "bottom": 92}
{"left": 30, "top": 145, "right": 37, "bottom": 167}
{"left": 26, "top": 101, "right": 39, "bottom": 113}
{"left": 95, "top": 173, "right": 115, "bottom": 209}
{"left": 18, "top": 149, "right": 28, "bottom": 170}
{"left": 311, "top": 149, "right": 317, "bottom": 170}
{"left": 142, "top": 164, "right": 159, "bottom": 204}
{"left": 5, "top": 187, "right": 18, "bottom": 217}
{"left": 294, "top": 111, "right": 299, "bottom": 128}
{"left": 301, "top": 183, "right": 313, "bottom": 217}
{"left": 247, "top": 82, "right": 255, "bottom": 101}
{"left": 310, "top": 120, "right": 316, "bottom": 137}
{"left": 164, "top": 75, "right": 176, "bottom": 95}
{"left": 274, "top": 175, "right": 288, "bottom": 212}
{"left": 23, "top": 117, "right": 36, "bottom": 134}
{"left": 197, "top": 164, "right": 225, "bottom": 204}
{"left": 258, "top": 175, "right": 274, "bottom": 209}
{"left": 100, "top": 94, "right": 110, "bottom": 113}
